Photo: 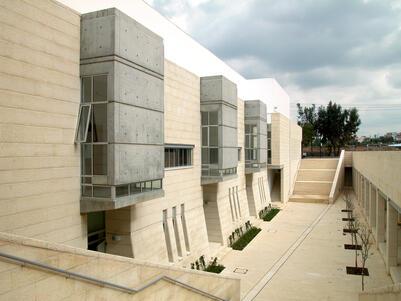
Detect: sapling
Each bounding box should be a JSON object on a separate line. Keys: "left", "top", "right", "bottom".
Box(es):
{"left": 358, "top": 223, "right": 372, "bottom": 291}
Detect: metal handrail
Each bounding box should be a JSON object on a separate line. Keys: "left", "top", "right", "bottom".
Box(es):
{"left": 0, "top": 251, "right": 227, "bottom": 301}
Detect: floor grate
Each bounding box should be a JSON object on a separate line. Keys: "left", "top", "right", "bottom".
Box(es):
{"left": 233, "top": 267, "right": 248, "bottom": 274}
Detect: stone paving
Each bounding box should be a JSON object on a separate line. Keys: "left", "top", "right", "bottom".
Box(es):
{"left": 220, "top": 197, "right": 392, "bottom": 300}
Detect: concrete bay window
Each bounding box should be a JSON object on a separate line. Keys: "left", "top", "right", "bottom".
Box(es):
{"left": 78, "top": 8, "right": 165, "bottom": 213}
{"left": 200, "top": 75, "right": 238, "bottom": 184}
{"left": 244, "top": 100, "right": 267, "bottom": 173}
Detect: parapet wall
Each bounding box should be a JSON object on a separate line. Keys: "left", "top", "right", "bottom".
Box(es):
{"left": 0, "top": 232, "right": 240, "bottom": 301}
{"left": 352, "top": 151, "right": 401, "bottom": 209}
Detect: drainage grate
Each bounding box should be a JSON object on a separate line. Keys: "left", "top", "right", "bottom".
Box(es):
{"left": 266, "top": 229, "right": 277, "bottom": 233}
{"left": 233, "top": 267, "right": 248, "bottom": 274}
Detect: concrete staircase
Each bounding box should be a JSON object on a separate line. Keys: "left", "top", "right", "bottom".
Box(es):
{"left": 290, "top": 158, "right": 338, "bottom": 203}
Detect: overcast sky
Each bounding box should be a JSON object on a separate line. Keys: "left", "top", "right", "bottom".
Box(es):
{"left": 145, "top": 0, "right": 401, "bottom": 136}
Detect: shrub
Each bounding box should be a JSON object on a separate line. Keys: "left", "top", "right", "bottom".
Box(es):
{"left": 262, "top": 208, "right": 280, "bottom": 221}
{"left": 204, "top": 257, "right": 225, "bottom": 274}
{"left": 231, "top": 227, "right": 261, "bottom": 250}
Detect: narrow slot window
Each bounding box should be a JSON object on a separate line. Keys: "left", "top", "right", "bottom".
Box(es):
{"left": 172, "top": 207, "right": 182, "bottom": 257}
{"left": 232, "top": 187, "right": 239, "bottom": 220}
{"left": 228, "top": 188, "right": 235, "bottom": 222}
{"left": 163, "top": 210, "right": 174, "bottom": 262}
{"left": 181, "top": 204, "right": 190, "bottom": 252}
{"left": 236, "top": 186, "right": 241, "bottom": 217}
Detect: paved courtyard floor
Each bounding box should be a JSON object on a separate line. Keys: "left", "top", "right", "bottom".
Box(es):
{"left": 220, "top": 197, "right": 392, "bottom": 300}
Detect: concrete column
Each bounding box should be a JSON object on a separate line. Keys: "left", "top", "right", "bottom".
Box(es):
{"left": 376, "top": 191, "right": 386, "bottom": 248}
{"left": 370, "top": 184, "right": 376, "bottom": 228}
{"left": 386, "top": 201, "right": 398, "bottom": 273}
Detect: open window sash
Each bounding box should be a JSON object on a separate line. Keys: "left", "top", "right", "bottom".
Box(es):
{"left": 75, "top": 104, "right": 91, "bottom": 143}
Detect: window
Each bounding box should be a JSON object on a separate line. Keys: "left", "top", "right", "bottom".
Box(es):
{"left": 180, "top": 204, "right": 190, "bottom": 252}
{"left": 201, "top": 111, "right": 219, "bottom": 167}
{"left": 172, "top": 206, "right": 182, "bottom": 257}
{"left": 165, "top": 147, "right": 193, "bottom": 168}
{"left": 163, "top": 209, "right": 174, "bottom": 262}
{"left": 75, "top": 104, "right": 91, "bottom": 143}
{"left": 245, "top": 123, "right": 258, "bottom": 162}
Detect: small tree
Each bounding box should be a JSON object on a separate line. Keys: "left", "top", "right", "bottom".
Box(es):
{"left": 350, "top": 217, "right": 360, "bottom": 268}
{"left": 358, "top": 223, "right": 372, "bottom": 291}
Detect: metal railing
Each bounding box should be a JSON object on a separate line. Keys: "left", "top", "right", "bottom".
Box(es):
{"left": 0, "top": 251, "right": 227, "bottom": 301}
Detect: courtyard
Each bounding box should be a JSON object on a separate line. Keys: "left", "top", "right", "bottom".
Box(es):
{"left": 220, "top": 196, "right": 392, "bottom": 300}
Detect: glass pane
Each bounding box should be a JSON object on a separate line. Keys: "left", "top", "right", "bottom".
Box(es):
{"left": 252, "top": 125, "right": 257, "bottom": 134}
{"left": 209, "top": 148, "right": 218, "bottom": 164}
{"left": 245, "top": 149, "right": 250, "bottom": 160}
{"left": 252, "top": 135, "right": 258, "bottom": 148}
{"left": 130, "top": 182, "right": 142, "bottom": 194}
{"left": 93, "top": 75, "right": 107, "bottom": 102}
{"left": 201, "top": 111, "right": 208, "bottom": 125}
{"left": 144, "top": 181, "right": 152, "bottom": 191}
{"left": 82, "top": 177, "right": 92, "bottom": 184}
{"left": 81, "top": 144, "right": 92, "bottom": 175}
{"left": 93, "top": 104, "right": 107, "bottom": 142}
{"left": 164, "top": 149, "right": 169, "bottom": 168}
{"left": 93, "top": 186, "right": 111, "bottom": 198}
{"left": 209, "top": 111, "right": 218, "bottom": 125}
{"left": 183, "top": 149, "right": 188, "bottom": 166}
{"left": 152, "top": 180, "right": 162, "bottom": 189}
{"left": 93, "top": 145, "right": 107, "bottom": 175}
{"left": 76, "top": 105, "right": 90, "bottom": 142}
{"left": 170, "top": 149, "right": 175, "bottom": 167}
{"left": 209, "top": 126, "right": 218, "bottom": 147}
{"left": 177, "top": 149, "right": 185, "bottom": 166}
{"left": 82, "top": 185, "right": 92, "bottom": 197}
{"left": 245, "top": 124, "right": 250, "bottom": 134}
{"left": 175, "top": 149, "right": 179, "bottom": 167}
{"left": 202, "top": 127, "right": 208, "bottom": 147}
{"left": 116, "top": 185, "right": 129, "bottom": 197}
{"left": 202, "top": 148, "right": 209, "bottom": 164}
{"left": 82, "top": 77, "right": 92, "bottom": 103}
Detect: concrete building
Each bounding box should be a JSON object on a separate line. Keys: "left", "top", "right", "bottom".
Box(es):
{"left": 0, "top": 0, "right": 303, "bottom": 300}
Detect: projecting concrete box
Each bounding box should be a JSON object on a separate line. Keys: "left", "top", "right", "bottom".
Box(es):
{"left": 201, "top": 76, "right": 238, "bottom": 184}
{"left": 80, "top": 8, "right": 164, "bottom": 212}
{"left": 245, "top": 100, "right": 267, "bottom": 173}
{"left": 81, "top": 8, "right": 163, "bottom": 75}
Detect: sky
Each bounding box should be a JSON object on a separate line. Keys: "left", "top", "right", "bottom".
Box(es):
{"left": 145, "top": 0, "right": 401, "bottom": 136}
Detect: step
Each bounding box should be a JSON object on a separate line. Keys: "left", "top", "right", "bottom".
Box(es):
{"left": 289, "top": 194, "right": 329, "bottom": 204}
{"left": 300, "top": 159, "right": 339, "bottom": 170}
{"left": 297, "top": 169, "right": 336, "bottom": 181}
{"left": 293, "top": 180, "right": 332, "bottom": 195}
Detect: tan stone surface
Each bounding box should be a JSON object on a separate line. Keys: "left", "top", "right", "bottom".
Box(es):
{"left": 0, "top": 231, "right": 240, "bottom": 301}
{"left": 271, "top": 113, "right": 302, "bottom": 202}
{"left": 0, "top": 0, "right": 85, "bottom": 248}
{"left": 111, "top": 60, "right": 210, "bottom": 264}
{"left": 219, "top": 197, "right": 392, "bottom": 300}
{"left": 352, "top": 151, "right": 401, "bottom": 209}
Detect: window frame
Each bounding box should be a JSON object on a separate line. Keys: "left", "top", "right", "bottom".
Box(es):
{"left": 75, "top": 104, "right": 92, "bottom": 143}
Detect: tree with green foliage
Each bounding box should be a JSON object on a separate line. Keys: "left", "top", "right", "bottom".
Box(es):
{"left": 296, "top": 103, "right": 318, "bottom": 152}
{"left": 297, "top": 101, "right": 361, "bottom": 156}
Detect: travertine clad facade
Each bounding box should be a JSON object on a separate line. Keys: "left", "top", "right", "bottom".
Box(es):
{"left": 351, "top": 151, "right": 401, "bottom": 284}
{"left": 0, "top": 0, "right": 86, "bottom": 248}
{"left": 118, "top": 60, "right": 210, "bottom": 263}
{"left": 270, "top": 113, "right": 302, "bottom": 203}
{"left": 0, "top": 2, "right": 303, "bottom": 298}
